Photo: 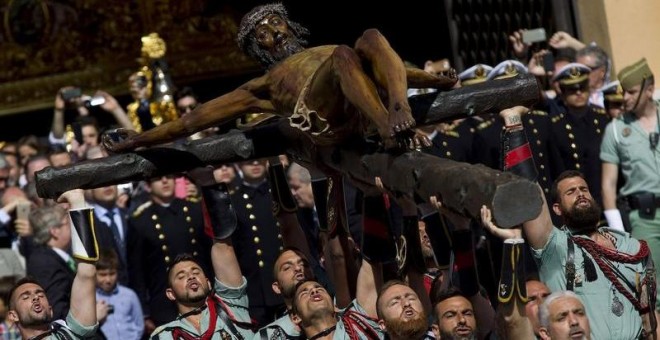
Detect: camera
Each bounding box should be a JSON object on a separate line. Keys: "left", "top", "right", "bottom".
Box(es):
{"left": 82, "top": 95, "right": 106, "bottom": 108}
{"left": 107, "top": 304, "right": 115, "bottom": 314}
{"left": 61, "top": 88, "right": 82, "bottom": 101}
{"left": 522, "top": 28, "right": 547, "bottom": 44}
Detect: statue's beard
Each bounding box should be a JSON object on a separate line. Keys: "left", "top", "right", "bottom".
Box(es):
{"left": 258, "top": 38, "right": 305, "bottom": 68}
{"left": 562, "top": 198, "right": 602, "bottom": 233}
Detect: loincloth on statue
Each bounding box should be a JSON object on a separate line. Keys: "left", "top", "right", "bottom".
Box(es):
{"left": 289, "top": 73, "right": 367, "bottom": 146}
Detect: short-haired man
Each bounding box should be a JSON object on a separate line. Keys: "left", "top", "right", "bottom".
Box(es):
{"left": 150, "top": 177, "right": 256, "bottom": 339}
{"left": 7, "top": 189, "right": 99, "bottom": 339}
{"left": 538, "top": 291, "right": 591, "bottom": 340}
{"left": 376, "top": 280, "right": 429, "bottom": 340}
{"left": 432, "top": 288, "right": 477, "bottom": 340}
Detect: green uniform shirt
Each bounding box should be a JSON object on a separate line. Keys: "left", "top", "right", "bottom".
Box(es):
{"left": 151, "top": 277, "right": 254, "bottom": 340}
{"left": 37, "top": 313, "right": 98, "bottom": 339}
{"left": 600, "top": 106, "right": 660, "bottom": 196}
{"left": 254, "top": 313, "right": 299, "bottom": 340}
{"left": 532, "top": 227, "right": 645, "bottom": 340}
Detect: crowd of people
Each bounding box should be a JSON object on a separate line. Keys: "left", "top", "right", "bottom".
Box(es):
{"left": 0, "top": 2, "right": 658, "bottom": 340}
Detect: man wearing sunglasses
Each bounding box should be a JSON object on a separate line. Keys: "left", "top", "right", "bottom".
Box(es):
{"left": 600, "top": 58, "right": 660, "bottom": 324}
{"left": 547, "top": 63, "right": 610, "bottom": 206}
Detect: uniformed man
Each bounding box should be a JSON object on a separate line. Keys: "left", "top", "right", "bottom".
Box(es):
{"left": 230, "top": 159, "right": 285, "bottom": 326}
{"left": 546, "top": 63, "right": 609, "bottom": 205}
{"left": 601, "top": 80, "right": 625, "bottom": 119}
{"left": 126, "top": 175, "right": 212, "bottom": 332}
{"left": 475, "top": 60, "right": 562, "bottom": 199}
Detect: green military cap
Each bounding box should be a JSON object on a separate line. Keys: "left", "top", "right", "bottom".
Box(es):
{"left": 618, "top": 58, "right": 654, "bottom": 91}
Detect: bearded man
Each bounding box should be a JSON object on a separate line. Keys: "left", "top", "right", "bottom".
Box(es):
{"left": 498, "top": 106, "right": 657, "bottom": 339}
{"left": 103, "top": 3, "right": 457, "bottom": 153}
{"left": 376, "top": 281, "right": 430, "bottom": 340}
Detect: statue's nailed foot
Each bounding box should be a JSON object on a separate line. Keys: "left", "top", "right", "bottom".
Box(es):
{"left": 382, "top": 129, "right": 431, "bottom": 151}
{"left": 388, "top": 101, "right": 415, "bottom": 137}
{"left": 102, "top": 128, "right": 138, "bottom": 153}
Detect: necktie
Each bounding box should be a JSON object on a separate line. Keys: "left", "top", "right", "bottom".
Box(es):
{"left": 105, "top": 210, "right": 127, "bottom": 263}
{"left": 66, "top": 258, "right": 76, "bottom": 272}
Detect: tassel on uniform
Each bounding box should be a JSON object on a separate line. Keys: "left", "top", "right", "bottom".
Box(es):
{"left": 581, "top": 248, "right": 598, "bottom": 282}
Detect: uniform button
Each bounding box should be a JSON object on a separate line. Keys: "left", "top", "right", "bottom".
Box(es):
{"left": 186, "top": 216, "right": 192, "bottom": 222}
{"left": 533, "top": 128, "right": 538, "bottom": 134}
{"left": 276, "top": 222, "right": 281, "bottom": 227}
{"left": 442, "top": 141, "right": 448, "bottom": 147}
{"left": 568, "top": 133, "right": 574, "bottom": 139}
{"left": 189, "top": 227, "right": 194, "bottom": 233}
{"left": 575, "top": 164, "right": 581, "bottom": 169}
{"left": 277, "top": 234, "right": 282, "bottom": 239}
{"left": 152, "top": 215, "right": 158, "bottom": 221}
{"left": 446, "top": 151, "right": 452, "bottom": 157}
{"left": 572, "top": 153, "right": 578, "bottom": 159}
{"left": 571, "top": 143, "right": 576, "bottom": 149}
{"left": 254, "top": 237, "right": 260, "bottom": 244}
{"left": 183, "top": 206, "right": 189, "bottom": 213}
{"left": 162, "top": 245, "right": 168, "bottom": 251}
{"left": 279, "top": 246, "right": 284, "bottom": 251}
{"left": 252, "top": 225, "right": 258, "bottom": 231}
{"left": 246, "top": 203, "right": 253, "bottom": 209}
{"left": 593, "top": 119, "right": 599, "bottom": 125}
{"left": 158, "top": 234, "right": 165, "bottom": 240}
{"left": 243, "top": 194, "right": 249, "bottom": 199}
{"left": 536, "top": 140, "right": 541, "bottom": 145}
{"left": 258, "top": 261, "right": 264, "bottom": 268}
{"left": 249, "top": 214, "right": 255, "bottom": 220}
{"left": 596, "top": 129, "right": 601, "bottom": 134}
{"left": 565, "top": 124, "right": 571, "bottom": 130}
{"left": 540, "top": 165, "right": 545, "bottom": 170}
{"left": 257, "top": 249, "right": 262, "bottom": 256}
{"left": 193, "top": 251, "right": 198, "bottom": 256}
{"left": 528, "top": 119, "right": 534, "bottom": 124}
{"left": 165, "top": 256, "right": 170, "bottom": 263}
{"left": 543, "top": 177, "right": 547, "bottom": 181}
{"left": 155, "top": 223, "right": 161, "bottom": 230}
{"left": 191, "top": 238, "right": 197, "bottom": 244}
{"left": 544, "top": 188, "right": 549, "bottom": 193}
{"left": 539, "top": 152, "right": 543, "bottom": 158}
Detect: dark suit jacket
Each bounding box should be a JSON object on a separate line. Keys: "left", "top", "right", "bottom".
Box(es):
{"left": 27, "top": 246, "right": 75, "bottom": 320}
{"left": 93, "top": 208, "right": 130, "bottom": 285}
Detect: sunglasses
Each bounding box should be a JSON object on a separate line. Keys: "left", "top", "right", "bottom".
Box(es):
{"left": 560, "top": 83, "right": 589, "bottom": 94}
{"left": 177, "top": 103, "right": 198, "bottom": 114}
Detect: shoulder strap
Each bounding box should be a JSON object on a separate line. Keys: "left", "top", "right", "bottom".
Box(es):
{"left": 566, "top": 233, "right": 576, "bottom": 291}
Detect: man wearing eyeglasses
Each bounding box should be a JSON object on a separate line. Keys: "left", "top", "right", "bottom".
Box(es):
{"left": 600, "top": 58, "right": 660, "bottom": 322}
{"left": 547, "top": 63, "right": 610, "bottom": 206}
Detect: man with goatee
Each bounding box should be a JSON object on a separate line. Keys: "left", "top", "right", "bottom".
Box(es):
{"left": 499, "top": 106, "right": 656, "bottom": 339}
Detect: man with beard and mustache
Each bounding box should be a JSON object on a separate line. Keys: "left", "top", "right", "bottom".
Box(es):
{"left": 102, "top": 3, "right": 458, "bottom": 154}
{"left": 432, "top": 288, "right": 477, "bottom": 340}
{"left": 150, "top": 182, "right": 256, "bottom": 339}
{"left": 376, "top": 280, "right": 430, "bottom": 340}
{"left": 538, "top": 291, "right": 591, "bottom": 340}
{"left": 498, "top": 106, "right": 656, "bottom": 339}
{"left": 7, "top": 189, "right": 99, "bottom": 339}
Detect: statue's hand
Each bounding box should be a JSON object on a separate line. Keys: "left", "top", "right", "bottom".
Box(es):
{"left": 102, "top": 128, "right": 138, "bottom": 153}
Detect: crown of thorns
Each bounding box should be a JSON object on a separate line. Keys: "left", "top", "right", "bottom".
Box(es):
{"left": 237, "top": 3, "right": 288, "bottom": 51}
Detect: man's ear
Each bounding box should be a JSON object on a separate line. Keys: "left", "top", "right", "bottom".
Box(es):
{"left": 645, "top": 83, "right": 655, "bottom": 98}
{"left": 378, "top": 319, "right": 386, "bottom": 331}
{"left": 272, "top": 282, "right": 281, "bottom": 295}
{"left": 538, "top": 327, "right": 551, "bottom": 340}
{"left": 7, "top": 309, "right": 19, "bottom": 323}
{"left": 290, "top": 312, "right": 302, "bottom": 326}
{"left": 165, "top": 288, "right": 176, "bottom": 302}
{"left": 431, "top": 323, "right": 440, "bottom": 339}
{"left": 552, "top": 203, "right": 562, "bottom": 217}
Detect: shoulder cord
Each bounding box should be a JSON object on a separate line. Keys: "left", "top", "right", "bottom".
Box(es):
{"left": 341, "top": 308, "right": 381, "bottom": 340}
{"left": 572, "top": 237, "right": 654, "bottom": 312}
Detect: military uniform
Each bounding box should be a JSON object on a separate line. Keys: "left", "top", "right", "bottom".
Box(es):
{"left": 230, "top": 180, "right": 284, "bottom": 326}
{"left": 127, "top": 198, "right": 212, "bottom": 326}
{"left": 423, "top": 119, "right": 474, "bottom": 162}
{"left": 151, "top": 277, "right": 255, "bottom": 340}
{"left": 547, "top": 99, "right": 609, "bottom": 203}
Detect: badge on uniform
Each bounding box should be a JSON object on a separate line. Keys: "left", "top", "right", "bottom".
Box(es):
{"left": 622, "top": 127, "right": 631, "bottom": 137}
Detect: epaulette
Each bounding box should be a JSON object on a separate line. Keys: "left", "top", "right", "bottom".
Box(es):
{"left": 592, "top": 107, "right": 607, "bottom": 115}
{"left": 477, "top": 120, "right": 494, "bottom": 130}
{"left": 551, "top": 113, "right": 565, "bottom": 124}
{"left": 529, "top": 110, "right": 548, "bottom": 116}
{"left": 186, "top": 196, "right": 200, "bottom": 203}
{"left": 442, "top": 130, "right": 460, "bottom": 138}
{"left": 132, "top": 201, "right": 153, "bottom": 218}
